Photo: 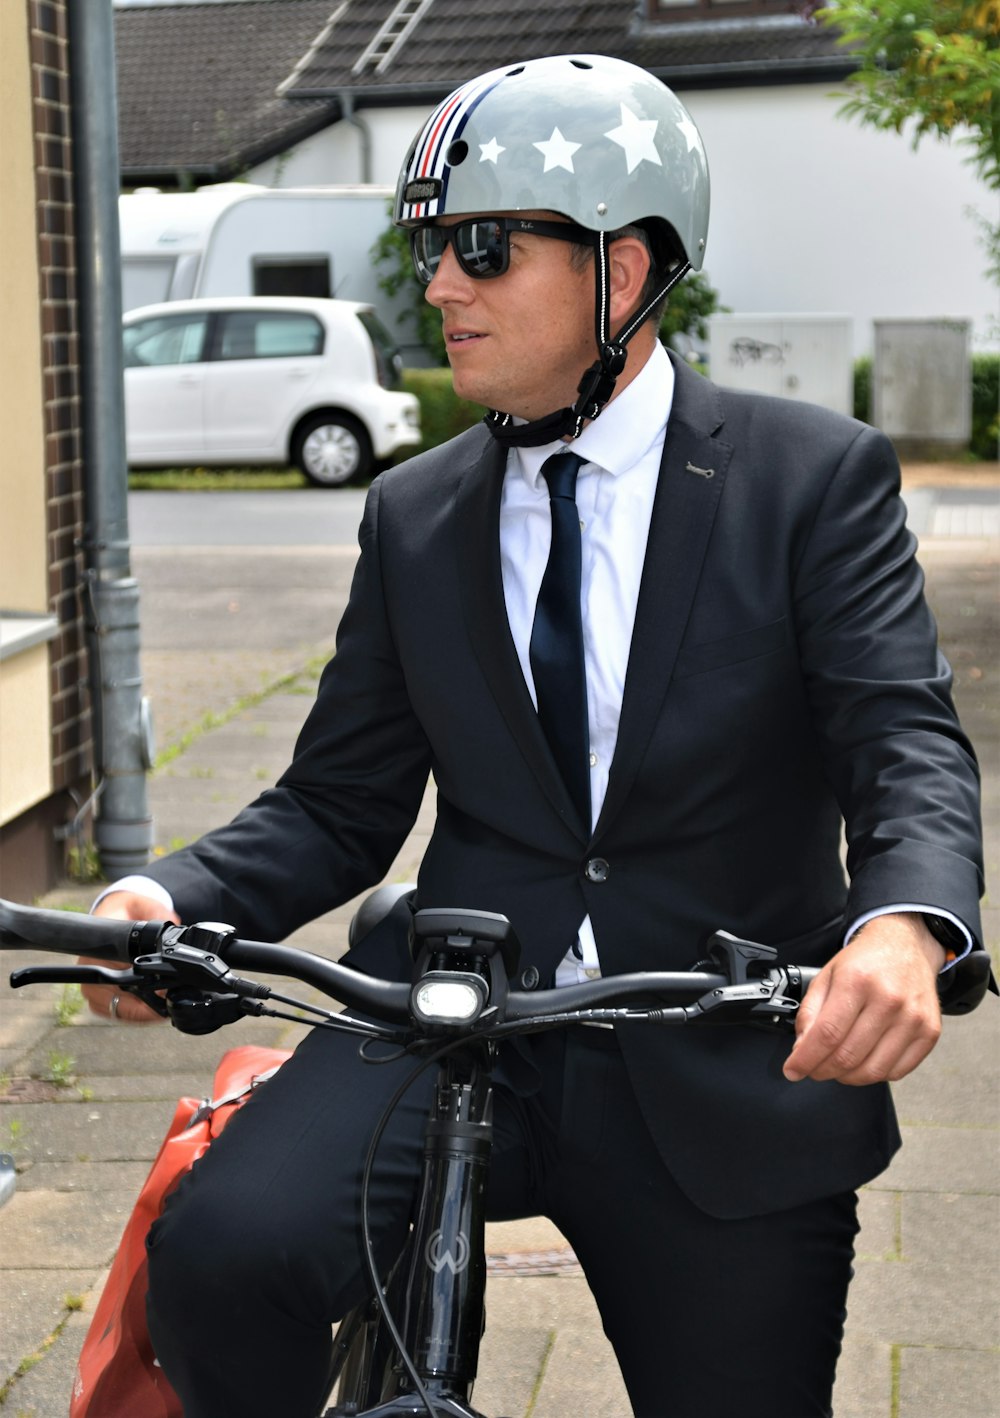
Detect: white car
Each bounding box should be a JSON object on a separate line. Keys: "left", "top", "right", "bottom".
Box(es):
{"left": 122, "top": 296, "right": 422, "bottom": 486}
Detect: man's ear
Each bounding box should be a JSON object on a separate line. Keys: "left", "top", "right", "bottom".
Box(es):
{"left": 607, "top": 236, "right": 652, "bottom": 328}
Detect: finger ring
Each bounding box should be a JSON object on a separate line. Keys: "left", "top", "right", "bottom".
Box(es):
{"left": 109, "top": 994, "right": 121, "bottom": 1020}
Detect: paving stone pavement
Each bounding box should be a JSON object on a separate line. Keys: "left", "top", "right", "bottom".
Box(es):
{"left": 0, "top": 475, "right": 996, "bottom": 1416}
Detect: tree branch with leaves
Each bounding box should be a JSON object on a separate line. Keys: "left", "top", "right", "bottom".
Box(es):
{"left": 809, "top": 2, "right": 1000, "bottom": 191}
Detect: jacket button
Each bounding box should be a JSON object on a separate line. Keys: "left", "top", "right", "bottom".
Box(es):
{"left": 584, "top": 857, "right": 610, "bottom": 883}
{"left": 520, "top": 966, "right": 540, "bottom": 990}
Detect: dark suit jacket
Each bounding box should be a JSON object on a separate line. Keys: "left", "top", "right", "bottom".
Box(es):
{"left": 148, "top": 353, "right": 984, "bottom": 1218}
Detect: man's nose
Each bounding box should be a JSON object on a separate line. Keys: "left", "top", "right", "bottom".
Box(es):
{"left": 424, "top": 243, "right": 472, "bottom": 307}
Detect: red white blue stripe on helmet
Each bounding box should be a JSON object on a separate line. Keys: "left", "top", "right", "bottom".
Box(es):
{"left": 401, "top": 68, "right": 507, "bottom": 221}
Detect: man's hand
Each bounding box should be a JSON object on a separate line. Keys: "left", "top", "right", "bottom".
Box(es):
{"left": 783, "top": 913, "right": 946, "bottom": 1086}
{"left": 80, "top": 891, "right": 180, "bottom": 1024}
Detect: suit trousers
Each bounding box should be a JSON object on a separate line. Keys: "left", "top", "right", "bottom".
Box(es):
{"left": 146, "top": 1022, "right": 859, "bottom": 1418}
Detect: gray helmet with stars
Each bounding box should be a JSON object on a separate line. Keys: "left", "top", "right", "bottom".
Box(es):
{"left": 394, "top": 53, "right": 710, "bottom": 272}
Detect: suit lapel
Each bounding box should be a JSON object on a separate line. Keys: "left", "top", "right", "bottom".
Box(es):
{"left": 596, "top": 356, "right": 733, "bottom": 837}
{"left": 454, "top": 436, "right": 587, "bottom": 837}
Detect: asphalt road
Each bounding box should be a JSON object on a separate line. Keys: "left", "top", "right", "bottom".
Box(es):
{"left": 128, "top": 488, "right": 369, "bottom": 547}
{"left": 126, "top": 480, "right": 999, "bottom": 551}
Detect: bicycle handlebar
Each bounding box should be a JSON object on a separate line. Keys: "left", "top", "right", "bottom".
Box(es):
{"left": 1, "top": 897, "right": 816, "bottom": 1033}
{"left": 0, "top": 897, "right": 161, "bottom": 961}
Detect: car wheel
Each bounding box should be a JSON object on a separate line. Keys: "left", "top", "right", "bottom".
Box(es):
{"left": 293, "top": 414, "right": 372, "bottom": 487}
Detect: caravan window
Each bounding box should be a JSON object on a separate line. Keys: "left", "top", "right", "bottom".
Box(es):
{"left": 214, "top": 311, "right": 325, "bottom": 361}
{"left": 123, "top": 313, "right": 209, "bottom": 368}
{"left": 252, "top": 258, "right": 331, "bottom": 299}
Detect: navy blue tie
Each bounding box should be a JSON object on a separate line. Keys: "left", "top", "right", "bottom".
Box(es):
{"left": 529, "top": 451, "right": 591, "bottom": 827}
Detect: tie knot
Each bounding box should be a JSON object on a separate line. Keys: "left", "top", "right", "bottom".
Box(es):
{"left": 540, "top": 451, "right": 584, "bottom": 502}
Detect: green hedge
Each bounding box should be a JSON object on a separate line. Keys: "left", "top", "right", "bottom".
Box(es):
{"left": 971, "top": 354, "right": 1000, "bottom": 461}
{"left": 854, "top": 354, "right": 999, "bottom": 461}
{"left": 400, "top": 359, "right": 1000, "bottom": 463}
{"left": 401, "top": 368, "right": 484, "bottom": 455}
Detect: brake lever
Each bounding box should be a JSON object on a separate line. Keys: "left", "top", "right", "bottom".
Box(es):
{"left": 10, "top": 963, "right": 173, "bottom": 1019}
{"left": 11, "top": 945, "right": 270, "bottom": 1026}
{"left": 685, "top": 967, "right": 804, "bottom": 1031}
{"left": 10, "top": 964, "right": 139, "bottom": 991}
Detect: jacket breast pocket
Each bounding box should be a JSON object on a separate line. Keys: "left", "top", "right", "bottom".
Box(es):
{"left": 673, "top": 616, "right": 789, "bottom": 680}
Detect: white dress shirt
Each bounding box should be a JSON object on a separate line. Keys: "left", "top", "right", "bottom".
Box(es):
{"left": 500, "top": 342, "right": 673, "bottom": 984}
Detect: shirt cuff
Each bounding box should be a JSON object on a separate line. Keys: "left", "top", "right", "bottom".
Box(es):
{"left": 844, "top": 905, "right": 973, "bottom": 972}
{"left": 90, "top": 876, "right": 176, "bottom": 916}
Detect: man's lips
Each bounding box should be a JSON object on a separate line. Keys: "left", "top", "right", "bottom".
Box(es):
{"left": 445, "top": 330, "right": 486, "bottom": 345}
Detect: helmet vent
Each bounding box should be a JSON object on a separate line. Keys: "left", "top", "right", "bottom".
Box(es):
{"left": 569, "top": 59, "right": 593, "bottom": 69}
{"left": 505, "top": 65, "right": 525, "bottom": 76}
{"left": 446, "top": 140, "right": 469, "bottom": 167}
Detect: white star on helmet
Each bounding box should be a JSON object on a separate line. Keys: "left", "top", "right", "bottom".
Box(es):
{"left": 676, "top": 114, "right": 701, "bottom": 154}
{"left": 479, "top": 137, "right": 506, "bottom": 164}
{"left": 533, "top": 126, "right": 582, "bottom": 174}
{"left": 604, "top": 104, "right": 662, "bottom": 175}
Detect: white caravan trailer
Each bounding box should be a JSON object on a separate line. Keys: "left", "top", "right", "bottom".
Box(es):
{"left": 118, "top": 184, "right": 423, "bottom": 362}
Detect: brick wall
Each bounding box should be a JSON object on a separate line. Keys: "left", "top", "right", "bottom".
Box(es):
{"left": 29, "top": 0, "right": 92, "bottom": 800}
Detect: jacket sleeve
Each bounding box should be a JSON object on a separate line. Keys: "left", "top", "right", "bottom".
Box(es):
{"left": 792, "top": 422, "right": 984, "bottom": 941}
{"left": 145, "top": 476, "right": 432, "bottom": 940}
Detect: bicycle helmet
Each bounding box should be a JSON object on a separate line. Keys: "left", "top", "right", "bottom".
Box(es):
{"left": 395, "top": 53, "right": 710, "bottom": 445}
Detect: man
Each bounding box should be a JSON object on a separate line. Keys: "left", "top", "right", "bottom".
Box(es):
{"left": 86, "top": 55, "right": 987, "bottom": 1417}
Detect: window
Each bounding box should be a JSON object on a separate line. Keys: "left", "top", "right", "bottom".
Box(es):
{"left": 357, "top": 311, "right": 403, "bottom": 390}
{"left": 252, "top": 257, "right": 332, "bottom": 299}
{"left": 122, "top": 313, "right": 209, "bottom": 368}
{"left": 213, "top": 310, "right": 325, "bottom": 361}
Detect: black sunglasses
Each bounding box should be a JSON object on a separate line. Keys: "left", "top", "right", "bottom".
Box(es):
{"left": 409, "top": 217, "right": 594, "bottom": 285}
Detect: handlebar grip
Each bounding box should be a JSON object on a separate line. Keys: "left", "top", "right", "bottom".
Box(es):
{"left": 0, "top": 898, "right": 164, "bottom": 962}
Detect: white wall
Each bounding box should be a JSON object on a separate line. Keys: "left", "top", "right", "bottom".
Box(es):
{"left": 250, "top": 86, "right": 998, "bottom": 357}
{"left": 683, "top": 85, "right": 997, "bottom": 357}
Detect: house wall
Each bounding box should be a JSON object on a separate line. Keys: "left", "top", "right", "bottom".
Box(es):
{"left": 249, "top": 105, "right": 428, "bottom": 192}
{"left": 0, "top": 7, "right": 49, "bottom": 615}
{"left": 0, "top": 2, "right": 55, "bottom": 859}
{"left": 0, "top": 0, "right": 92, "bottom": 898}
{"left": 249, "top": 87, "right": 997, "bottom": 359}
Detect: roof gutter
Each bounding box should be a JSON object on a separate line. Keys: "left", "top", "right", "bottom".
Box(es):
{"left": 284, "top": 54, "right": 858, "bottom": 103}
{"left": 340, "top": 92, "right": 373, "bottom": 185}
{"left": 67, "top": 2, "right": 154, "bottom": 877}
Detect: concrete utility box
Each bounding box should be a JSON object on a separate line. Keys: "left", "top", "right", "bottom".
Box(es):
{"left": 707, "top": 314, "right": 853, "bottom": 416}
{"left": 873, "top": 319, "right": 971, "bottom": 456}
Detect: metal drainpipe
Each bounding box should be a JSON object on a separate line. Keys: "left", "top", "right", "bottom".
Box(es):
{"left": 340, "top": 93, "right": 373, "bottom": 183}
{"left": 67, "top": 3, "right": 154, "bottom": 877}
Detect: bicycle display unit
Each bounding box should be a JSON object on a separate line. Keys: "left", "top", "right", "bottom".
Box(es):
{"left": 1, "top": 896, "right": 819, "bottom": 1417}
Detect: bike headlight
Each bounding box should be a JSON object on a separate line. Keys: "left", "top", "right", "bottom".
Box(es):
{"left": 410, "top": 971, "right": 488, "bottom": 1027}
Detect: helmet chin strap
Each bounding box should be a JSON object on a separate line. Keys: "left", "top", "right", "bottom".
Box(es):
{"left": 485, "top": 233, "right": 691, "bottom": 449}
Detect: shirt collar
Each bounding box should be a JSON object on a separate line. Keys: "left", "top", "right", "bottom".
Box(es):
{"left": 511, "top": 342, "right": 675, "bottom": 491}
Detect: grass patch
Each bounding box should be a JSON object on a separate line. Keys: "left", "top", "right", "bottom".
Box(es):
{"left": 152, "top": 652, "right": 327, "bottom": 773}
{"left": 0, "top": 1293, "right": 94, "bottom": 1408}
{"left": 128, "top": 466, "right": 307, "bottom": 491}
{"left": 53, "top": 984, "right": 84, "bottom": 1027}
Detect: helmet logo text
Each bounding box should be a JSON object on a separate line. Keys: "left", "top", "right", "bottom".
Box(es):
{"left": 405, "top": 179, "right": 442, "bottom": 204}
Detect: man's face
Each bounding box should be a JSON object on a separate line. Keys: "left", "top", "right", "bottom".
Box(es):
{"left": 422, "top": 212, "right": 595, "bottom": 421}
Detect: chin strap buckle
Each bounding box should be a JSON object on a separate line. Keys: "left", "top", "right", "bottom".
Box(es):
{"left": 573, "top": 344, "right": 628, "bottom": 422}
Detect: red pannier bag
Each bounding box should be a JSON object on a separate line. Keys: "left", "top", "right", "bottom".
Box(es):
{"left": 70, "top": 1044, "right": 292, "bottom": 1418}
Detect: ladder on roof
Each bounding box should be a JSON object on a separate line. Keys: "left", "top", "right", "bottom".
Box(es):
{"left": 352, "top": 0, "right": 436, "bottom": 76}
